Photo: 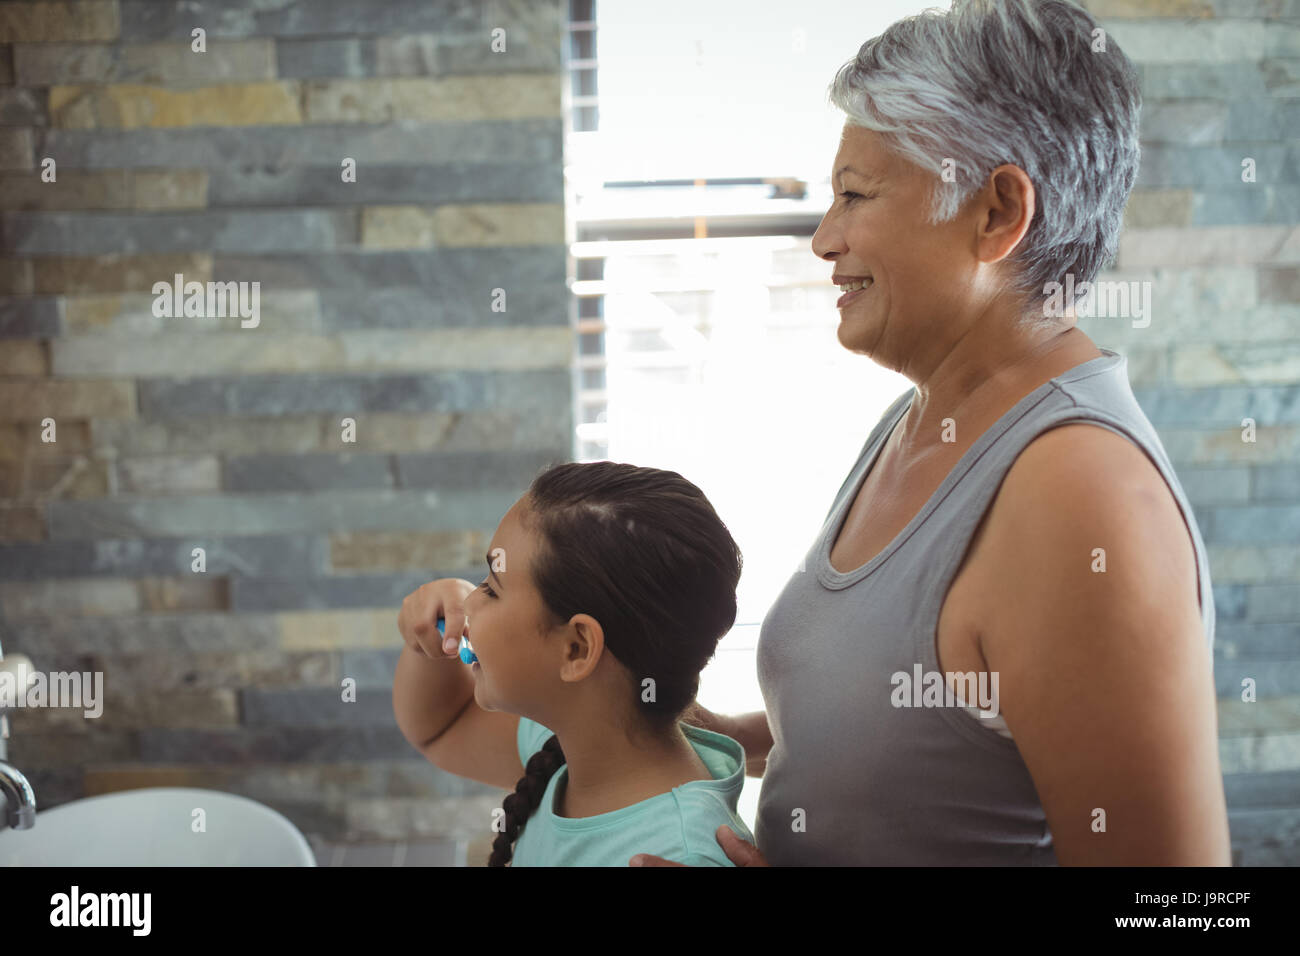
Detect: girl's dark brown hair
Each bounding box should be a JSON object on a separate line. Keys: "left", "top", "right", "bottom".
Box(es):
{"left": 487, "top": 460, "right": 742, "bottom": 866}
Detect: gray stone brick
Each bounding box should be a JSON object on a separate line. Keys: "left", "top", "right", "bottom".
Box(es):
{"left": 1225, "top": 98, "right": 1300, "bottom": 142}
{"left": 211, "top": 245, "right": 564, "bottom": 291}
{"left": 1254, "top": 463, "right": 1300, "bottom": 500}
{"left": 119, "top": 0, "right": 482, "bottom": 40}
{"left": 1139, "top": 61, "right": 1273, "bottom": 99}
{"left": 0, "top": 88, "right": 46, "bottom": 126}
{"left": 1204, "top": 506, "right": 1300, "bottom": 545}
{"left": 1216, "top": 584, "right": 1249, "bottom": 620}
{"left": 0, "top": 295, "right": 61, "bottom": 336}
{"left": 2, "top": 209, "right": 357, "bottom": 255}
{"left": 1134, "top": 144, "right": 1293, "bottom": 188}
{"left": 1214, "top": 661, "right": 1300, "bottom": 697}
{"left": 0, "top": 534, "right": 329, "bottom": 580}
{"left": 1214, "top": 622, "right": 1300, "bottom": 661}
{"left": 225, "top": 453, "right": 394, "bottom": 491}
{"left": 231, "top": 572, "right": 448, "bottom": 612}
{"left": 206, "top": 161, "right": 562, "bottom": 207}
{"left": 339, "top": 648, "right": 402, "bottom": 689}
{"left": 242, "top": 687, "right": 398, "bottom": 727}
{"left": 1174, "top": 465, "right": 1252, "bottom": 505}
{"left": 48, "top": 489, "right": 509, "bottom": 538}
{"left": 1192, "top": 186, "right": 1300, "bottom": 227}
{"left": 275, "top": 37, "right": 372, "bottom": 78}
{"left": 318, "top": 284, "right": 569, "bottom": 330}
{"left": 1224, "top": 769, "right": 1300, "bottom": 810}
{"left": 135, "top": 726, "right": 413, "bottom": 762}
{"left": 0, "top": 611, "right": 282, "bottom": 655}
{"left": 14, "top": 39, "right": 275, "bottom": 86}
{"left": 1139, "top": 99, "right": 1227, "bottom": 146}
{"left": 1132, "top": 384, "right": 1300, "bottom": 426}
{"left": 136, "top": 369, "right": 570, "bottom": 418}
{"left": 0, "top": 128, "right": 32, "bottom": 170}
{"left": 1246, "top": 584, "right": 1300, "bottom": 621}
{"left": 34, "top": 118, "right": 563, "bottom": 169}
{"left": 394, "top": 448, "right": 565, "bottom": 490}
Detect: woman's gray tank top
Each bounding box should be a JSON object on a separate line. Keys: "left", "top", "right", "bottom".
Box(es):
{"left": 754, "top": 347, "right": 1215, "bottom": 865}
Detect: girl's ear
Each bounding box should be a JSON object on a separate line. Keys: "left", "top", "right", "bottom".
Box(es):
{"left": 557, "top": 615, "right": 604, "bottom": 682}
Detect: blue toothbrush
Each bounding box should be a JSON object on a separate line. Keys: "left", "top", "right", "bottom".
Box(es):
{"left": 436, "top": 616, "right": 478, "bottom": 664}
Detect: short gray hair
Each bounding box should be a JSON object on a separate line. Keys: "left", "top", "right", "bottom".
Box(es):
{"left": 827, "top": 0, "right": 1141, "bottom": 312}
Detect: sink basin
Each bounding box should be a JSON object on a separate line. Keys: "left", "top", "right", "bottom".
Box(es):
{"left": 0, "top": 787, "right": 316, "bottom": 866}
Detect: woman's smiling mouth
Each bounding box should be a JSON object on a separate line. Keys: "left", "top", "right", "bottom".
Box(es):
{"left": 837, "top": 282, "right": 872, "bottom": 308}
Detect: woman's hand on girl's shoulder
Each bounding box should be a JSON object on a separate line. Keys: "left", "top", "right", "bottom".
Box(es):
{"left": 629, "top": 826, "right": 770, "bottom": 867}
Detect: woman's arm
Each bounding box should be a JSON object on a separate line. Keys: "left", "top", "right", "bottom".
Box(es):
{"left": 978, "top": 425, "right": 1231, "bottom": 865}
{"left": 682, "top": 703, "right": 772, "bottom": 777}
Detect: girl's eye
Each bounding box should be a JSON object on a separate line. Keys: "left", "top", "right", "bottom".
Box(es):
{"left": 478, "top": 581, "right": 497, "bottom": 598}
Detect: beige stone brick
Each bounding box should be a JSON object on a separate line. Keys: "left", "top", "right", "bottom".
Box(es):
{"left": 302, "top": 75, "right": 560, "bottom": 123}
{"left": 32, "top": 252, "right": 210, "bottom": 294}
{"left": 1172, "top": 343, "right": 1300, "bottom": 385}
{"left": 84, "top": 766, "right": 219, "bottom": 794}
{"left": 137, "top": 576, "right": 228, "bottom": 612}
{"left": 0, "top": 128, "right": 33, "bottom": 170}
{"left": 432, "top": 202, "right": 564, "bottom": 247}
{"left": 90, "top": 415, "right": 325, "bottom": 456}
{"left": 65, "top": 288, "right": 316, "bottom": 334}
{"left": 1085, "top": 0, "right": 1213, "bottom": 15}
{"left": 49, "top": 81, "right": 301, "bottom": 129}
{"left": 1217, "top": 698, "right": 1300, "bottom": 736}
{"left": 335, "top": 328, "right": 572, "bottom": 370}
{"left": 0, "top": 257, "right": 33, "bottom": 294}
{"left": 0, "top": 577, "right": 138, "bottom": 617}
{"left": 0, "top": 504, "right": 44, "bottom": 540}
{"left": 1121, "top": 189, "right": 1194, "bottom": 229}
{"left": 0, "top": 455, "right": 109, "bottom": 499}
{"left": 14, "top": 39, "right": 274, "bottom": 87}
{"left": 116, "top": 454, "right": 220, "bottom": 494}
{"left": 88, "top": 688, "right": 240, "bottom": 730}
{"left": 1159, "top": 424, "right": 1300, "bottom": 464}
{"left": 362, "top": 204, "right": 565, "bottom": 249}
{"left": 279, "top": 609, "right": 402, "bottom": 651}
{"left": 1119, "top": 226, "right": 1299, "bottom": 269}
{"left": 0, "top": 1, "right": 120, "bottom": 43}
{"left": 53, "top": 332, "right": 344, "bottom": 376}
{"left": 360, "top": 206, "right": 436, "bottom": 249}
{"left": 0, "top": 420, "right": 93, "bottom": 459}
{"left": 1, "top": 169, "right": 210, "bottom": 212}
{"left": 0, "top": 379, "right": 134, "bottom": 421}
{"left": 0, "top": 339, "right": 48, "bottom": 375}
{"left": 330, "top": 529, "right": 489, "bottom": 571}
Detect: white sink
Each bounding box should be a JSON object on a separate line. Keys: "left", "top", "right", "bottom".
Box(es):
{"left": 0, "top": 787, "right": 316, "bottom": 866}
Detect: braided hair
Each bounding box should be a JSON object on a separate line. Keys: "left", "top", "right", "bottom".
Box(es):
{"left": 487, "top": 460, "right": 742, "bottom": 866}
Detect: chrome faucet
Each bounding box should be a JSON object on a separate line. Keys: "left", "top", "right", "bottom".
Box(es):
{"left": 0, "top": 636, "right": 37, "bottom": 831}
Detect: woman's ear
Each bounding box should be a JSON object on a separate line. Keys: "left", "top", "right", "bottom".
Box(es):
{"left": 976, "top": 163, "right": 1036, "bottom": 265}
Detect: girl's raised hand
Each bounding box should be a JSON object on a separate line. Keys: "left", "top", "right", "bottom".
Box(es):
{"left": 397, "top": 578, "right": 475, "bottom": 659}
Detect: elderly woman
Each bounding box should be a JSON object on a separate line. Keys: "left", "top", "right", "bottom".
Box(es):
{"left": 637, "top": 0, "right": 1231, "bottom": 866}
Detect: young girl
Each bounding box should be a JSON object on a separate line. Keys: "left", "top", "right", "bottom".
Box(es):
{"left": 392, "top": 460, "right": 754, "bottom": 866}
